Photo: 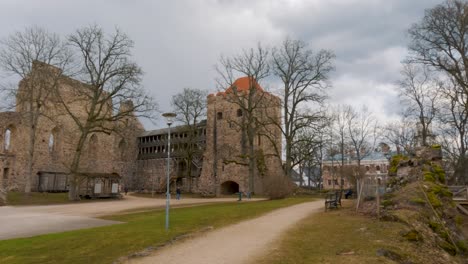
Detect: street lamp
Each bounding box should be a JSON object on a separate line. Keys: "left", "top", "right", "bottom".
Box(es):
{"left": 162, "top": 112, "right": 176, "bottom": 230}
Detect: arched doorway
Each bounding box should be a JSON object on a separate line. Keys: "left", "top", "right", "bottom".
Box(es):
{"left": 220, "top": 181, "right": 239, "bottom": 195}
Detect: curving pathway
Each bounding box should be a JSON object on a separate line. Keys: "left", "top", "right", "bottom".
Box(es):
{"left": 127, "top": 200, "right": 323, "bottom": 264}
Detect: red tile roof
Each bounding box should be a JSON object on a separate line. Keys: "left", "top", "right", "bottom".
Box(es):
{"left": 225, "top": 76, "right": 264, "bottom": 94}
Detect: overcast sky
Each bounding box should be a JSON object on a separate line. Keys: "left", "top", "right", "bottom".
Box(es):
{"left": 0, "top": 0, "right": 442, "bottom": 129}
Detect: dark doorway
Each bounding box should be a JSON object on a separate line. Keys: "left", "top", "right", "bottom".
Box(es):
{"left": 220, "top": 181, "right": 239, "bottom": 195}
{"left": 2, "top": 168, "right": 9, "bottom": 188}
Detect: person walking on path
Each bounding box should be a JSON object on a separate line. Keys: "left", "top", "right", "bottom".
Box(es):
{"left": 176, "top": 187, "right": 181, "bottom": 200}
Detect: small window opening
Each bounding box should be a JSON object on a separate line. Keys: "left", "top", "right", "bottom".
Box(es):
{"left": 217, "top": 112, "right": 223, "bottom": 120}
{"left": 237, "top": 109, "right": 243, "bottom": 117}
{"left": 48, "top": 134, "right": 55, "bottom": 153}
{"left": 4, "top": 128, "right": 11, "bottom": 151}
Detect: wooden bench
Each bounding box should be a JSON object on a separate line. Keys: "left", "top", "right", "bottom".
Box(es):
{"left": 325, "top": 191, "right": 342, "bottom": 211}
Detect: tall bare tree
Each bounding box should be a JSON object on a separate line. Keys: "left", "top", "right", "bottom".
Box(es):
{"left": 171, "top": 88, "right": 208, "bottom": 192}
{"left": 438, "top": 78, "right": 468, "bottom": 184}
{"left": 408, "top": 0, "right": 468, "bottom": 183}
{"left": 346, "top": 105, "right": 378, "bottom": 210}
{"left": 58, "top": 25, "right": 156, "bottom": 200}
{"left": 398, "top": 63, "right": 440, "bottom": 147}
{"left": 271, "top": 38, "right": 335, "bottom": 178}
{"left": 216, "top": 44, "right": 271, "bottom": 194}
{"left": 0, "top": 26, "right": 71, "bottom": 195}
{"left": 330, "top": 105, "right": 354, "bottom": 189}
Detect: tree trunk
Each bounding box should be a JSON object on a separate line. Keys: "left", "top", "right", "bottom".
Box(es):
{"left": 68, "top": 132, "right": 87, "bottom": 201}
{"left": 24, "top": 118, "right": 36, "bottom": 194}
{"left": 248, "top": 140, "right": 255, "bottom": 194}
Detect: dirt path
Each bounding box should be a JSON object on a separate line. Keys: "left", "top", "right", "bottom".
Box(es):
{"left": 127, "top": 200, "right": 323, "bottom": 264}
{"left": 0, "top": 195, "right": 262, "bottom": 240}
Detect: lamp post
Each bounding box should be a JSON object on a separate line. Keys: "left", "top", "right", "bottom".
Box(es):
{"left": 162, "top": 112, "right": 176, "bottom": 230}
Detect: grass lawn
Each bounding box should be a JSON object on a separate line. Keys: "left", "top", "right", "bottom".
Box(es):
{"left": 0, "top": 197, "right": 312, "bottom": 264}
{"left": 255, "top": 200, "right": 440, "bottom": 264}
{"left": 6, "top": 192, "right": 80, "bottom": 206}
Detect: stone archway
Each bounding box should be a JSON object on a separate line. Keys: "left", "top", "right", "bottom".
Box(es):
{"left": 220, "top": 181, "right": 239, "bottom": 195}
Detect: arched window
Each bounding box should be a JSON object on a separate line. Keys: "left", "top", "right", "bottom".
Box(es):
{"left": 48, "top": 134, "right": 54, "bottom": 152}
{"left": 48, "top": 127, "right": 60, "bottom": 154}
{"left": 118, "top": 139, "right": 126, "bottom": 160}
{"left": 217, "top": 112, "right": 223, "bottom": 120}
{"left": 4, "top": 128, "right": 11, "bottom": 151}
{"left": 88, "top": 134, "right": 98, "bottom": 161}
{"left": 376, "top": 165, "right": 381, "bottom": 171}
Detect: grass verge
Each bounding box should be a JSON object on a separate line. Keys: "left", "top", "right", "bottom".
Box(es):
{"left": 0, "top": 197, "right": 312, "bottom": 264}
{"left": 6, "top": 192, "right": 83, "bottom": 205}
{"left": 254, "top": 200, "right": 456, "bottom": 264}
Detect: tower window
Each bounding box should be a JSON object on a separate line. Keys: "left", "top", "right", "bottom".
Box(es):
{"left": 237, "top": 109, "right": 243, "bottom": 117}
{"left": 217, "top": 112, "right": 223, "bottom": 120}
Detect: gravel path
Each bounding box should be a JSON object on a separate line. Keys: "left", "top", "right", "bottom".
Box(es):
{"left": 127, "top": 200, "right": 323, "bottom": 264}
{"left": 0, "top": 195, "right": 262, "bottom": 240}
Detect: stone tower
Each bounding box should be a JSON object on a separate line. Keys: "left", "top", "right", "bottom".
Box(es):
{"left": 198, "top": 77, "right": 284, "bottom": 196}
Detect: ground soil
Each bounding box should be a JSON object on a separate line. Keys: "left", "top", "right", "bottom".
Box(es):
{"left": 126, "top": 200, "right": 323, "bottom": 264}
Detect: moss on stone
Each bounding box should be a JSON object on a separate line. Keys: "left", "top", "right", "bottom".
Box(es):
{"left": 424, "top": 171, "right": 435, "bottom": 182}
{"left": 426, "top": 191, "right": 442, "bottom": 208}
{"left": 430, "top": 184, "right": 452, "bottom": 198}
{"left": 431, "top": 164, "right": 446, "bottom": 183}
{"left": 389, "top": 154, "right": 409, "bottom": 175}
{"left": 402, "top": 229, "right": 423, "bottom": 242}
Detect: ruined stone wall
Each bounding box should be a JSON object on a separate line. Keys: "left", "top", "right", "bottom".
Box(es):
{"left": 0, "top": 62, "right": 143, "bottom": 192}
{"left": 0, "top": 112, "right": 27, "bottom": 191}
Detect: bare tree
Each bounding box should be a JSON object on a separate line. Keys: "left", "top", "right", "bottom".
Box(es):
{"left": 216, "top": 44, "right": 271, "bottom": 194}
{"left": 382, "top": 118, "right": 416, "bottom": 155}
{"left": 171, "top": 88, "right": 208, "bottom": 192}
{"left": 0, "top": 26, "right": 71, "bottom": 195}
{"left": 58, "top": 25, "right": 156, "bottom": 200}
{"left": 438, "top": 78, "right": 468, "bottom": 184}
{"left": 346, "top": 105, "right": 378, "bottom": 210}
{"left": 330, "top": 105, "right": 354, "bottom": 189}
{"left": 295, "top": 114, "right": 331, "bottom": 188}
{"left": 408, "top": 0, "right": 468, "bottom": 183}
{"left": 398, "top": 63, "right": 440, "bottom": 147}
{"left": 271, "top": 38, "right": 335, "bottom": 178}
{"left": 291, "top": 126, "right": 320, "bottom": 186}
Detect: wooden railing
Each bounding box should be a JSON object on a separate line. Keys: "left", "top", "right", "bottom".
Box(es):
{"left": 449, "top": 185, "right": 468, "bottom": 215}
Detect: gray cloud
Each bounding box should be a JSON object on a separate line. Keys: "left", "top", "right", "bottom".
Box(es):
{"left": 0, "top": 0, "right": 443, "bottom": 128}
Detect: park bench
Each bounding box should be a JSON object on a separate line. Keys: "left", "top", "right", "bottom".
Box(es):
{"left": 325, "top": 191, "right": 342, "bottom": 211}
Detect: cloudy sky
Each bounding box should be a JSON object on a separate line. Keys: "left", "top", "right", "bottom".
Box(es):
{"left": 0, "top": 0, "right": 442, "bottom": 129}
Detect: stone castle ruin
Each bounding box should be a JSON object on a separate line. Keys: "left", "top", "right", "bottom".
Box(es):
{"left": 137, "top": 77, "right": 286, "bottom": 196}
{"left": 0, "top": 62, "right": 286, "bottom": 197}
{"left": 0, "top": 61, "right": 143, "bottom": 195}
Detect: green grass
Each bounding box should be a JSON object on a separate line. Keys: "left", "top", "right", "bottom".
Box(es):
{"left": 0, "top": 197, "right": 312, "bottom": 264}
{"left": 6, "top": 192, "right": 79, "bottom": 205}
{"left": 255, "top": 201, "right": 454, "bottom": 264}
